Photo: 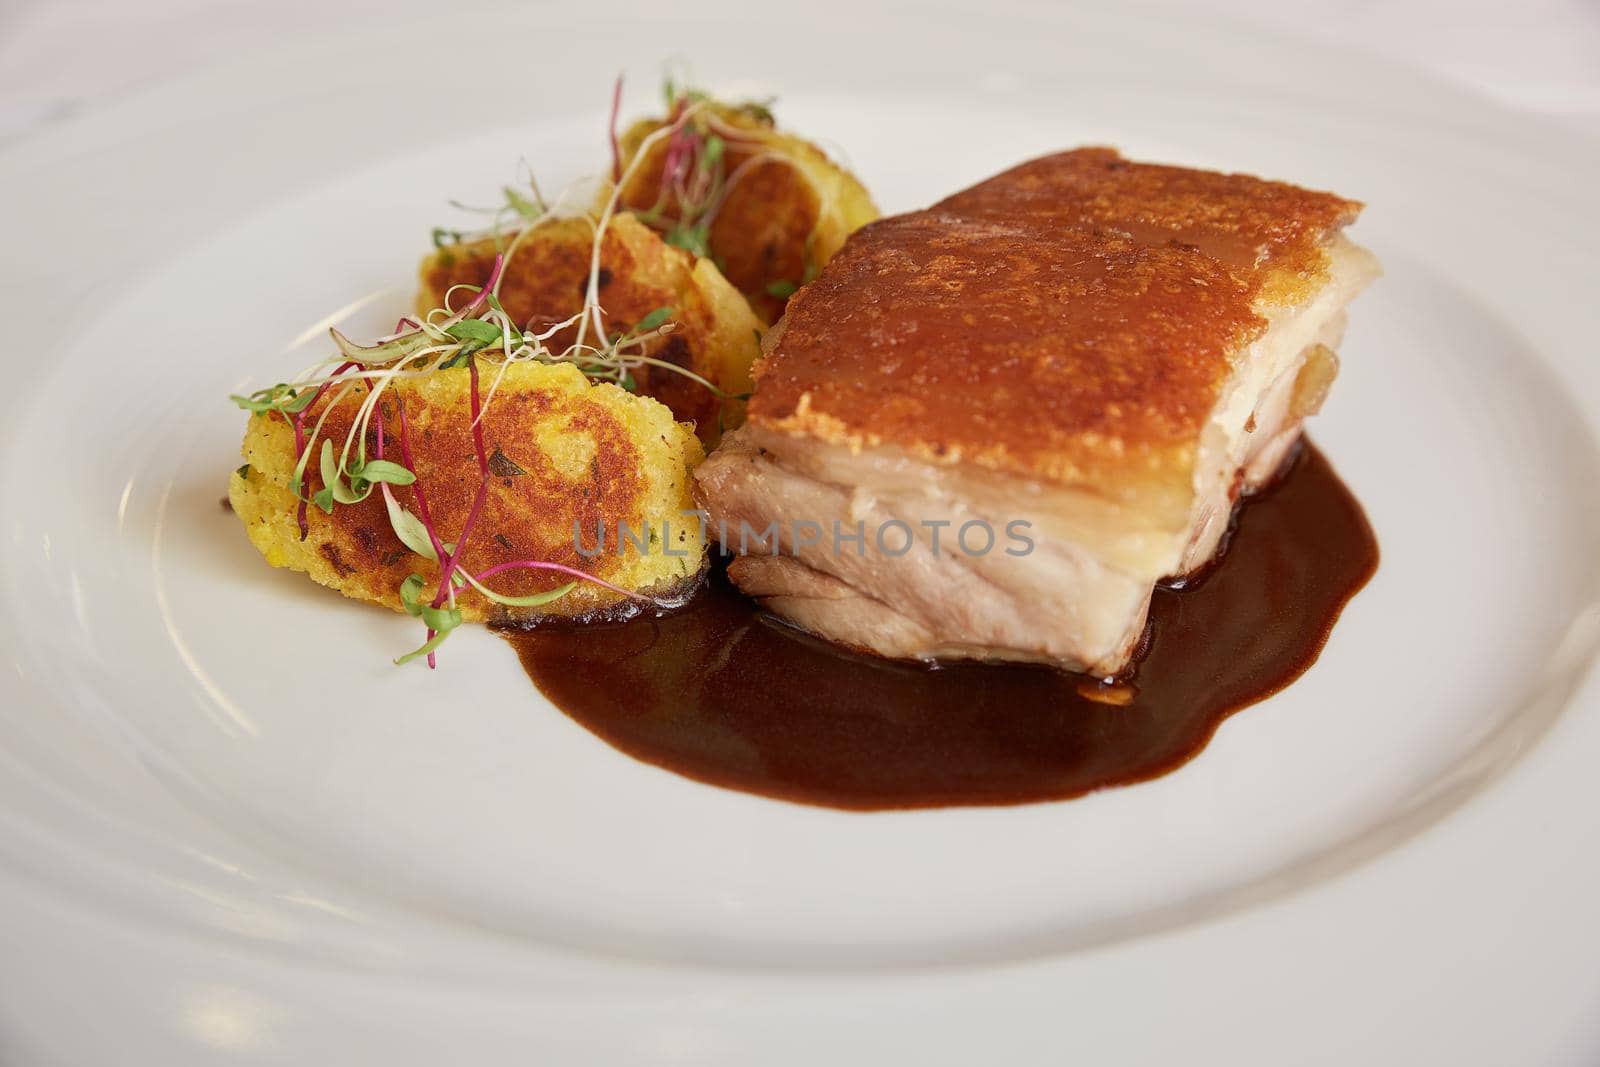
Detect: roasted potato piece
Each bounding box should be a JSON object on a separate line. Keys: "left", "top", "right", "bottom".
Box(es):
{"left": 615, "top": 100, "right": 879, "bottom": 323}
{"left": 417, "top": 213, "right": 760, "bottom": 446}
{"left": 231, "top": 361, "right": 706, "bottom": 623}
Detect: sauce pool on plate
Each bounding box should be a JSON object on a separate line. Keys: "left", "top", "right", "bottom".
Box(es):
{"left": 502, "top": 443, "right": 1377, "bottom": 810}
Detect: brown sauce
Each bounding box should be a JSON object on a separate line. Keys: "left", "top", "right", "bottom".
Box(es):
{"left": 503, "top": 444, "right": 1377, "bottom": 810}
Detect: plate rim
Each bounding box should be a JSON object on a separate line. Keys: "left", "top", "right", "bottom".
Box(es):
{"left": 2, "top": 3, "right": 1599, "bottom": 1062}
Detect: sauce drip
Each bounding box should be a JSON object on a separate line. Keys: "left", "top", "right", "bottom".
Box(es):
{"left": 503, "top": 444, "right": 1377, "bottom": 810}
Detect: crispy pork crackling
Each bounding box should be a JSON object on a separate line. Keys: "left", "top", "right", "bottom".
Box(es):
{"left": 695, "top": 148, "right": 1379, "bottom": 674}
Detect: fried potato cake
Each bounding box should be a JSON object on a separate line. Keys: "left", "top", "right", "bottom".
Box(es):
{"left": 417, "top": 213, "right": 760, "bottom": 446}
{"left": 614, "top": 100, "right": 879, "bottom": 323}
{"left": 231, "top": 361, "right": 706, "bottom": 624}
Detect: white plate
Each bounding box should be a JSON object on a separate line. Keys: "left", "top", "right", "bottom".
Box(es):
{"left": 2, "top": 3, "right": 1599, "bottom": 1063}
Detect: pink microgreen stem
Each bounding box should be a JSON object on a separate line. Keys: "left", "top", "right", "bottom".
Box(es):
{"left": 393, "top": 396, "right": 454, "bottom": 670}
{"left": 456, "top": 253, "right": 505, "bottom": 315}
{"left": 290, "top": 420, "right": 309, "bottom": 539}
{"left": 393, "top": 398, "right": 451, "bottom": 567}
{"left": 429, "top": 358, "right": 491, "bottom": 611}
{"left": 661, "top": 123, "right": 695, "bottom": 193}
{"left": 289, "top": 359, "right": 358, "bottom": 540}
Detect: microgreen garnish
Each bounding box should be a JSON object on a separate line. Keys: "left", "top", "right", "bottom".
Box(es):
{"left": 229, "top": 74, "right": 783, "bottom": 668}
{"left": 318, "top": 438, "right": 417, "bottom": 508}
{"left": 384, "top": 489, "right": 437, "bottom": 562}
{"left": 416, "top": 601, "right": 462, "bottom": 635}
{"left": 739, "top": 99, "right": 776, "bottom": 126}
{"left": 621, "top": 74, "right": 812, "bottom": 293}
{"left": 699, "top": 134, "right": 725, "bottom": 172}
{"left": 502, "top": 186, "right": 542, "bottom": 221}
{"left": 460, "top": 575, "right": 578, "bottom": 609}
{"left": 664, "top": 223, "right": 712, "bottom": 258}
{"left": 230, "top": 382, "right": 318, "bottom": 416}
{"left": 445, "top": 319, "right": 502, "bottom": 344}
{"left": 360, "top": 460, "right": 416, "bottom": 486}
{"left": 765, "top": 280, "right": 798, "bottom": 299}
{"left": 633, "top": 306, "right": 674, "bottom": 333}
{"left": 393, "top": 618, "right": 458, "bottom": 667}
{"left": 439, "top": 341, "right": 486, "bottom": 369}
{"left": 434, "top": 179, "right": 548, "bottom": 254}
{"left": 398, "top": 573, "right": 428, "bottom": 614}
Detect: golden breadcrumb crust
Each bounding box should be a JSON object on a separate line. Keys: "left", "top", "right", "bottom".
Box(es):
{"left": 230, "top": 362, "right": 705, "bottom": 623}
{"left": 417, "top": 213, "right": 760, "bottom": 447}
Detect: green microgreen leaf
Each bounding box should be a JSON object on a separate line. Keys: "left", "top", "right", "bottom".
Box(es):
{"left": 359, "top": 459, "right": 416, "bottom": 486}
{"left": 440, "top": 340, "right": 487, "bottom": 370}
{"left": 446, "top": 319, "right": 502, "bottom": 344}
{"left": 228, "top": 393, "right": 272, "bottom": 414}
{"left": 230, "top": 383, "right": 317, "bottom": 416}
{"left": 418, "top": 602, "right": 462, "bottom": 634}
{"left": 398, "top": 573, "right": 429, "bottom": 617}
{"left": 700, "top": 134, "right": 725, "bottom": 172}
{"left": 394, "top": 628, "right": 452, "bottom": 666}
{"left": 384, "top": 492, "right": 437, "bottom": 561}
{"left": 319, "top": 440, "right": 361, "bottom": 505}
{"left": 664, "top": 224, "right": 711, "bottom": 258}
{"left": 333, "top": 482, "right": 367, "bottom": 505}
{"left": 740, "top": 98, "right": 776, "bottom": 126}
{"left": 461, "top": 573, "right": 578, "bottom": 608}
{"left": 634, "top": 306, "right": 674, "bottom": 333}
{"left": 432, "top": 227, "right": 466, "bottom": 248}
{"left": 393, "top": 578, "right": 463, "bottom": 665}
{"left": 661, "top": 77, "right": 706, "bottom": 109}
{"left": 312, "top": 488, "right": 334, "bottom": 514}
{"left": 765, "top": 280, "right": 798, "bottom": 299}
{"left": 503, "top": 186, "right": 542, "bottom": 220}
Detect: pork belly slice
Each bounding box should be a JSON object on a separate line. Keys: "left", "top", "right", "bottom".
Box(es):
{"left": 725, "top": 555, "right": 941, "bottom": 657}
{"left": 695, "top": 149, "right": 1379, "bottom": 675}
